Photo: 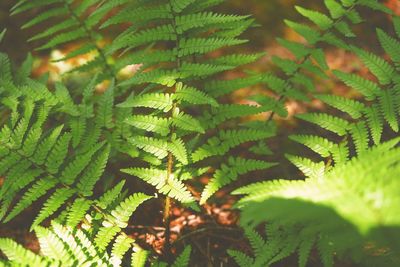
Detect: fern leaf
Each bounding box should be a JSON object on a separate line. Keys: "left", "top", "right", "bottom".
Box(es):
{"left": 349, "top": 121, "right": 369, "bottom": 155}
{"left": 171, "top": 246, "right": 192, "bottom": 267}
{"left": 69, "top": 115, "right": 86, "bottom": 148}
{"left": 35, "top": 226, "right": 72, "bottom": 263}
{"left": 200, "top": 158, "right": 275, "bottom": 204}
{"left": 378, "top": 89, "right": 399, "bottom": 132}
{"left": 110, "top": 193, "right": 153, "bottom": 228}
{"left": 32, "top": 188, "right": 75, "bottom": 229}
{"left": 111, "top": 233, "right": 134, "bottom": 264}
{"left": 173, "top": 83, "right": 218, "bottom": 107}
{"left": 179, "top": 37, "right": 247, "bottom": 57}
{"left": 129, "top": 136, "right": 168, "bottom": 159}
{"left": 66, "top": 198, "right": 92, "bottom": 228}
{"left": 377, "top": 28, "right": 400, "bottom": 64}
{"left": 324, "top": 0, "right": 345, "bottom": 19}
{"left": 168, "top": 136, "right": 189, "bottom": 165}
{"left": 172, "top": 112, "right": 204, "bottom": 134}
{"left": 120, "top": 70, "right": 180, "bottom": 87}
{"left": 364, "top": 104, "right": 383, "bottom": 144}
{"left": 94, "top": 225, "right": 121, "bottom": 252}
{"left": 333, "top": 70, "right": 381, "bottom": 100}
{"left": 298, "top": 236, "right": 315, "bottom": 267}
{"left": 101, "top": 4, "right": 172, "bottom": 29}
{"left": 37, "top": 28, "right": 86, "bottom": 51}
{"left": 45, "top": 133, "right": 72, "bottom": 174}
{"left": 96, "top": 181, "right": 125, "bottom": 210}
{"left": 284, "top": 20, "right": 320, "bottom": 44}
{"left": 117, "top": 93, "right": 173, "bottom": 112}
{"left": 121, "top": 168, "right": 194, "bottom": 203}
{"left": 289, "top": 135, "right": 335, "bottom": 158}
{"left": 171, "top": 0, "right": 196, "bottom": 13}
{"left": 352, "top": 47, "right": 395, "bottom": 85}
{"left": 125, "top": 115, "right": 170, "bottom": 136}
{"left": 296, "top": 113, "right": 349, "bottom": 136}
{"left": 4, "top": 178, "right": 58, "bottom": 222}
{"left": 286, "top": 155, "right": 325, "bottom": 179}
{"left": 60, "top": 142, "right": 105, "bottom": 185}
{"left": 295, "top": 6, "right": 333, "bottom": 30}
{"left": 108, "top": 24, "right": 176, "bottom": 53}
{"left": 205, "top": 74, "right": 263, "bottom": 97}
{"left": 192, "top": 129, "right": 272, "bottom": 162}
{"left": 131, "top": 246, "right": 149, "bottom": 267}
{"left": 228, "top": 249, "right": 254, "bottom": 267}
{"left": 315, "top": 94, "right": 365, "bottom": 119}
{"left": 96, "top": 84, "right": 114, "bottom": 129}
{"left": 0, "top": 238, "right": 44, "bottom": 265}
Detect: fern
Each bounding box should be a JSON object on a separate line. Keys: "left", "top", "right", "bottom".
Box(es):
{"left": 0, "top": 220, "right": 192, "bottom": 267}
{"left": 3, "top": 1, "right": 399, "bottom": 266}
{"left": 13, "top": 0, "right": 117, "bottom": 80}
{"left": 234, "top": 139, "right": 400, "bottom": 266}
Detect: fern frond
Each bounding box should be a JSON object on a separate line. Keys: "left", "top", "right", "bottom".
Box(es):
{"left": 295, "top": 6, "right": 333, "bottom": 30}
{"left": 352, "top": 46, "right": 395, "bottom": 85}
{"left": 111, "top": 234, "right": 134, "bottom": 265}
{"left": 228, "top": 249, "right": 254, "bottom": 267}
{"left": 200, "top": 157, "right": 276, "bottom": 204}
{"left": 32, "top": 188, "right": 75, "bottom": 229}
{"left": 77, "top": 145, "right": 110, "bottom": 197}
{"left": 286, "top": 155, "right": 325, "bottom": 179}
{"left": 296, "top": 113, "right": 349, "bottom": 136}
{"left": 173, "top": 83, "right": 218, "bottom": 107}
{"left": 94, "top": 225, "right": 121, "bottom": 252}
{"left": 378, "top": 89, "right": 399, "bottom": 132}
{"left": 315, "top": 94, "right": 365, "bottom": 119}
{"left": 66, "top": 198, "right": 92, "bottom": 228}
{"left": 131, "top": 246, "right": 149, "bottom": 267}
{"left": 129, "top": 136, "right": 168, "bottom": 159}
{"left": 377, "top": 28, "right": 400, "bottom": 65}
{"left": 118, "top": 93, "right": 173, "bottom": 112}
{"left": 0, "top": 238, "right": 44, "bottom": 265}
{"left": 171, "top": 246, "right": 192, "bottom": 267}
{"left": 192, "top": 129, "right": 272, "bottom": 162}
{"left": 125, "top": 115, "right": 170, "bottom": 136}
{"left": 121, "top": 168, "right": 194, "bottom": 203}
{"left": 110, "top": 193, "right": 153, "bottom": 228}
{"left": 172, "top": 112, "right": 204, "bottom": 134}
{"left": 108, "top": 24, "right": 177, "bottom": 54}
{"left": 179, "top": 37, "right": 247, "bottom": 56}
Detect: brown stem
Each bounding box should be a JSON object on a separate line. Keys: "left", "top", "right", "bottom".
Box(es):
{"left": 163, "top": 2, "right": 182, "bottom": 259}
{"left": 163, "top": 152, "right": 174, "bottom": 258}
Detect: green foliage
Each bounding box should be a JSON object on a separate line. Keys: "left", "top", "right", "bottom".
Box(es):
{"left": 229, "top": 1, "right": 400, "bottom": 267}
{"left": 234, "top": 139, "right": 400, "bottom": 267}
{"left": 1, "top": 0, "right": 399, "bottom": 266}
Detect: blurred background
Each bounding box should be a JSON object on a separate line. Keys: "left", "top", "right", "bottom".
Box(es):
{"left": 1, "top": 0, "right": 398, "bottom": 73}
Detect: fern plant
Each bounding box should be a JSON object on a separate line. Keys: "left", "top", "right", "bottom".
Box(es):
{"left": 0, "top": 56, "right": 191, "bottom": 265}
{"left": 233, "top": 139, "right": 400, "bottom": 267}
{"left": 0, "top": 221, "right": 192, "bottom": 267}
{"left": 1, "top": 0, "right": 280, "bottom": 265}
{"left": 1, "top": 0, "right": 400, "bottom": 266}
{"left": 230, "top": 1, "right": 400, "bottom": 267}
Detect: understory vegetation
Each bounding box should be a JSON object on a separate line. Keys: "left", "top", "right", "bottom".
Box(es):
{"left": 0, "top": 0, "right": 399, "bottom": 266}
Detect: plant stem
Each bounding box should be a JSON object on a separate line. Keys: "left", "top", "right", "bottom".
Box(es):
{"left": 163, "top": 152, "right": 174, "bottom": 259}
{"left": 163, "top": 2, "right": 182, "bottom": 259}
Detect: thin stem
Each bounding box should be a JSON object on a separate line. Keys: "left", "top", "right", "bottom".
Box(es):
{"left": 163, "top": 2, "right": 182, "bottom": 259}
{"left": 163, "top": 152, "right": 174, "bottom": 258}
